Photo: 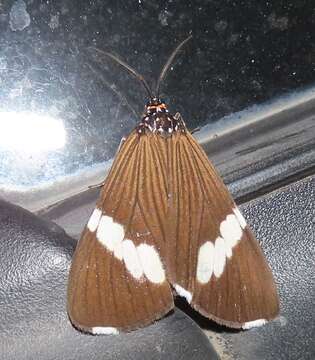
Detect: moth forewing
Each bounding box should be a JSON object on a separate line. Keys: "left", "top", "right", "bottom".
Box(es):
{"left": 166, "top": 130, "right": 279, "bottom": 328}
{"left": 67, "top": 132, "right": 173, "bottom": 334}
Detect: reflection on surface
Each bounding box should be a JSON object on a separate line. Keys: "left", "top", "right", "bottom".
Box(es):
{"left": 0, "top": 112, "right": 66, "bottom": 153}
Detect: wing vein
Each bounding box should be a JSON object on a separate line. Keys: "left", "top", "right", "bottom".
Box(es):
{"left": 125, "top": 141, "right": 150, "bottom": 321}
{"left": 101, "top": 133, "right": 138, "bottom": 201}
{"left": 174, "top": 139, "right": 182, "bottom": 279}
{"left": 134, "top": 138, "right": 161, "bottom": 314}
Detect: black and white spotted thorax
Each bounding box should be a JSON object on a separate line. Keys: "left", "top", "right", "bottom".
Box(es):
{"left": 137, "top": 98, "right": 186, "bottom": 137}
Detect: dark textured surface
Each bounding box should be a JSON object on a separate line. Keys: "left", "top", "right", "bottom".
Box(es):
{"left": 0, "top": 199, "right": 219, "bottom": 360}
{"left": 0, "top": 177, "right": 314, "bottom": 359}
{"left": 42, "top": 175, "right": 315, "bottom": 359}
{"left": 198, "top": 98, "right": 315, "bottom": 201}
{"left": 216, "top": 175, "right": 315, "bottom": 360}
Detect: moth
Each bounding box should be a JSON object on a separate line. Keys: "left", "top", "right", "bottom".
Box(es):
{"left": 67, "top": 36, "right": 279, "bottom": 335}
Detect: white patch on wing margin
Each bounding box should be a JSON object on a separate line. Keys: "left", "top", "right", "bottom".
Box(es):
{"left": 174, "top": 284, "right": 192, "bottom": 303}
{"left": 91, "top": 326, "right": 119, "bottom": 335}
{"left": 242, "top": 319, "right": 267, "bottom": 330}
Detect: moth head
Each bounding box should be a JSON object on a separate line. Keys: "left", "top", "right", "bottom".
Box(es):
{"left": 145, "top": 97, "right": 168, "bottom": 115}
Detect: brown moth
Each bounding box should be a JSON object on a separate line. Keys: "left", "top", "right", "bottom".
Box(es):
{"left": 67, "top": 36, "right": 279, "bottom": 334}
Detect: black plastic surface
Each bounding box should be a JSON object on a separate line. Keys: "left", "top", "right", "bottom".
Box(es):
{"left": 217, "top": 175, "right": 315, "bottom": 359}
{"left": 0, "top": 177, "right": 315, "bottom": 360}
{"left": 0, "top": 199, "right": 218, "bottom": 360}
{"left": 42, "top": 175, "right": 315, "bottom": 359}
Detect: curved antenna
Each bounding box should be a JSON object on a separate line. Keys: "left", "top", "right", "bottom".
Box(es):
{"left": 85, "top": 61, "right": 140, "bottom": 120}
{"left": 155, "top": 35, "right": 193, "bottom": 97}
{"left": 88, "top": 46, "right": 153, "bottom": 99}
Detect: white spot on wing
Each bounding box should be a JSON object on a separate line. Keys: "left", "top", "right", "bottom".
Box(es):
{"left": 242, "top": 319, "right": 267, "bottom": 329}
{"left": 91, "top": 326, "right": 119, "bottom": 335}
{"left": 224, "top": 237, "right": 233, "bottom": 258}
{"left": 96, "top": 215, "right": 124, "bottom": 260}
{"left": 87, "top": 208, "right": 102, "bottom": 232}
{"left": 233, "top": 207, "right": 247, "bottom": 229}
{"left": 122, "top": 240, "right": 143, "bottom": 280}
{"left": 196, "top": 241, "right": 214, "bottom": 284}
{"left": 220, "top": 214, "right": 242, "bottom": 247}
{"left": 213, "top": 237, "right": 226, "bottom": 278}
{"left": 197, "top": 211, "right": 246, "bottom": 283}
{"left": 174, "top": 284, "right": 192, "bottom": 303}
{"left": 113, "top": 240, "right": 123, "bottom": 261}
{"left": 137, "top": 244, "right": 165, "bottom": 283}
{"left": 92, "top": 214, "right": 166, "bottom": 283}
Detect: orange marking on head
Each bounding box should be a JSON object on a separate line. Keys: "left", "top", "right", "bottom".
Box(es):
{"left": 147, "top": 103, "right": 167, "bottom": 112}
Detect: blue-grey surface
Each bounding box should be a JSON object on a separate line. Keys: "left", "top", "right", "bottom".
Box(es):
{"left": 0, "top": 0, "right": 314, "bottom": 201}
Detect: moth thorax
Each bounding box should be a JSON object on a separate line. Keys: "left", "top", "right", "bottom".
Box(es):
{"left": 137, "top": 100, "right": 185, "bottom": 136}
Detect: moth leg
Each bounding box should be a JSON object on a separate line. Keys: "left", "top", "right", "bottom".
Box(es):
{"left": 117, "top": 136, "right": 126, "bottom": 152}
{"left": 88, "top": 180, "right": 106, "bottom": 190}
{"left": 174, "top": 112, "right": 183, "bottom": 121}
{"left": 174, "top": 112, "right": 187, "bottom": 127}
{"left": 191, "top": 126, "right": 200, "bottom": 134}
{"left": 174, "top": 112, "right": 199, "bottom": 134}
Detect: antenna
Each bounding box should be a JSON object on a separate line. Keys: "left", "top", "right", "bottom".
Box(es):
{"left": 88, "top": 35, "right": 192, "bottom": 101}
{"left": 89, "top": 47, "right": 153, "bottom": 99}
{"left": 155, "top": 35, "right": 193, "bottom": 97}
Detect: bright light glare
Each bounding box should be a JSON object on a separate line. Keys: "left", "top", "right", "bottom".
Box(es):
{"left": 0, "top": 111, "right": 66, "bottom": 153}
